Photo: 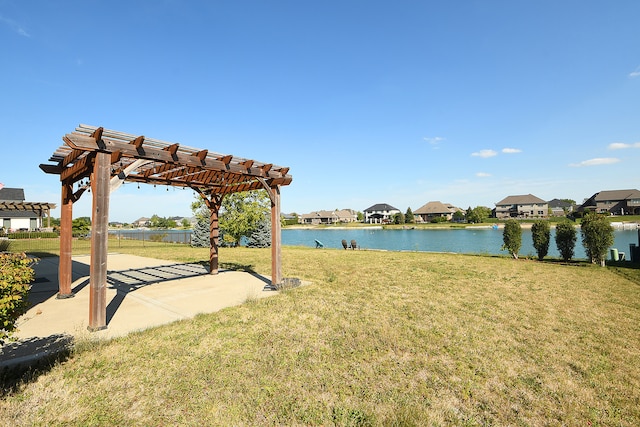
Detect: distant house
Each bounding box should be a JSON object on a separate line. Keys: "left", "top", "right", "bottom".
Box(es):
{"left": 0, "top": 187, "right": 56, "bottom": 232}
{"left": 299, "top": 209, "right": 357, "bottom": 225}
{"left": 282, "top": 213, "right": 297, "bottom": 222}
{"left": 414, "top": 201, "right": 461, "bottom": 222}
{"left": 168, "top": 216, "right": 193, "bottom": 226}
{"left": 364, "top": 203, "right": 400, "bottom": 224}
{"left": 547, "top": 199, "right": 574, "bottom": 217}
{"left": 494, "top": 194, "right": 548, "bottom": 219}
{"left": 133, "top": 217, "right": 151, "bottom": 227}
{"left": 578, "top": 189, "right": 640, "bottom": 215}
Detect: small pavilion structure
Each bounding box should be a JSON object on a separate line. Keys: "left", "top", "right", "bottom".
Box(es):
{"left": 0, "top": 187, "right": 56, "bottom": 231}
{"left": 40, "top": 125, "right": 292, "bottom": 331}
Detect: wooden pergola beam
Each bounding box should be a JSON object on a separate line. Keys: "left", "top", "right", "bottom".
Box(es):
{"left": 65, "top": 133, "right": 289, "bottom": 181}
{"left": 60, "top": 153, "right": 95, "bottom": 182}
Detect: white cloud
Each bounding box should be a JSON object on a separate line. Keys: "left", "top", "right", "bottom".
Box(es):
{"left": 630, "top": 66, "right": 640, "bottom": 78}
{"left": 502, "top": 148, "right": 521, "bottom": 154}
{"left": 471, "top": 149, "right": 497, "bottom": 158}
{"left": 608, "top": 142, "right": 640, "bottom": 150}
{"left": 0, "top": 15, "right": 30, "bottom": 37}
{"left": 476, "top": 172, "right": 491, "bottom": 177}
{"left": 423, "top": 136, "right": 445, "bottom": 145}
{"left": 569, "top": 157, "right": 620, "bottom": 167}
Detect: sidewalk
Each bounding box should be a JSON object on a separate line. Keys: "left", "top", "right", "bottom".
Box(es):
{"left": 1, "top": 254, "right": 277, "bottom": 369}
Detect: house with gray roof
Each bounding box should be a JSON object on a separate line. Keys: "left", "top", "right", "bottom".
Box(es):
{"left": 548, "top": 199, "right": 575, "bottom": 217}
{"left": 299, "top": 209, "right": 357, "bottom": 225}
{"left": 364, "top": 203, "right": 400, "bottom": 224}
{"left": 577, "top": 189, "right": 640, "bottom": 215}
{"left": 494, "top": 194, "right": 548, "bottom": 219}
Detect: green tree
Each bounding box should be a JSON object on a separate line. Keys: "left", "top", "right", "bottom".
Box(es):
{"left": 191, "top": 191, "right": 270, "bottom": 247}
{"left": 220, "top": 191, "right": 270, "bottom": 246}
{"left": 555, "top": 220, "right": 577, "bottom": 262}
{"left": 191, "top": 216, "right": 210, "bottom": 248}
{"left": 581, "top": 213, "right": 614, "bottom": 266}
{"left": 405, "top": 208, "right": 414, "bottom": 224}
{"left": 150, "top": 215, "right": 174, "bottom": 229}
{"left": 467, "top": 206, "right": 491, "bottom": 224}
{"left": 452, "top": 210, "right": 465, "bottom": 223}
{"left": 501, "top": 219, "right": 522, "bottom": 259}
{"left": 72, "top": 217, "right": 91, "bottom": 234}
{"left": 531, "top": 220, "right": 550, "bottom": 261}
{"left": 393, "top": 212, "right": 405, "bottom": 224}
{"left": 357, "top": 211, "right": 364, "bottom": 222}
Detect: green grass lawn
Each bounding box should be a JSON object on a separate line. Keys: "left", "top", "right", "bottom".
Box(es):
{"left": 2, "top": 245, "right": 640, "bottom": 426}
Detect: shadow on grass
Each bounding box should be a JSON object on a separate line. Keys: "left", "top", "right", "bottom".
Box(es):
{"left": 219, "top": 261, "right": 257, "bottom": 273}
{"left": 191, "top": 260, "right": 258, "bottom": 273}
{"left": 0, "top": 334, "right": 73, "bottom": 397}
{"left": 606, "top": 260, "right": 640, "bottom": 285}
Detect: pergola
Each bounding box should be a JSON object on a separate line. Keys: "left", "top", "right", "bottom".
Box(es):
{"left": 40, "top": 125, "right": 292, "bottom": 331}
{"left": 0, "top": 201, "right": 56, "bottom": 229}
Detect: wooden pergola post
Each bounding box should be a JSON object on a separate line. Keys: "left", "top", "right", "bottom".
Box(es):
{"left": 208, "top": 195, "right": 223, "bottom": 274}
{"left": 270, "top": 185, "right": 282, "bottom": 287}
{"left": 88, "top": 151, "right": 110, "bottom": 331}
{"left": 57, "top": 182, "right": 74, "bottom": 299}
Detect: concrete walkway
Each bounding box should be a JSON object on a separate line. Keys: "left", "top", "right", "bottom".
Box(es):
{"left": 1, "top": 254, "right": 277, "bottom": 369}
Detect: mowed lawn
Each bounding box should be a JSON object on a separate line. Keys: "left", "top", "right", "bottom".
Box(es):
{"left": 2, "top": 246, "right": 640, "bottom": 426}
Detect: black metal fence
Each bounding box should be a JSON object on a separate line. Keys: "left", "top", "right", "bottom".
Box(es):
{"left": 1, "top": 229, "right": 194, "bottom": 254}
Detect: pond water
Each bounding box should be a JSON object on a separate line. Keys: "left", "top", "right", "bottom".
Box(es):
{"left": 110, "top": 226, "right": 640, "bottom": 260}
{"left": 281, "top": 227, "right": 640, "bottom": 260}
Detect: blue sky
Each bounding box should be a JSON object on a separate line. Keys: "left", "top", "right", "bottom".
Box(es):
{"left": 1, "top": 1, "right": 639, "bottom": 222}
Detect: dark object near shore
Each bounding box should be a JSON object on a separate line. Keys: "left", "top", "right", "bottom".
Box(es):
{"left": 350, "top": 240, "right": 357, "bottom": 250}
{"left": 342, "top": 239, "right": 348, "bottom": 249}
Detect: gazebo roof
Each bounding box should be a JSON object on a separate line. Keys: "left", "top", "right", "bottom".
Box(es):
{"left": 40, "top": 124, "right": 292, "bottom": 195}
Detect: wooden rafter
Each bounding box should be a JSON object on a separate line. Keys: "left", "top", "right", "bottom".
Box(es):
{"left": 0, "top": 201, "right": 56, "bottom": 211}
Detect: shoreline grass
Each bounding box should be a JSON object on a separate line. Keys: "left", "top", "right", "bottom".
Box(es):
{"left": 2, "top": 246, "right": 639, "bottom": 425}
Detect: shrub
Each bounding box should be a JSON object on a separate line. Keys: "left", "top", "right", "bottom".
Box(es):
{"left": 581, "top": 213, "right": 614, "bottom": 266}
{"left": 430, "top": 216, "right": 448, "bottom": 223}
{"left": 531, "top": 220, "right": 550, "bottom": 260}
{"left": 501, "top": 219, "right": 522, "bottom": 259}
{"left": 148, "top": 233, "right": 168, "bottom": 243}
{"left": 0, "top": 252, "right": 37, "bottom": 341}
{"left": 555, "top": 220, "right": 577, "bottom": 262}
